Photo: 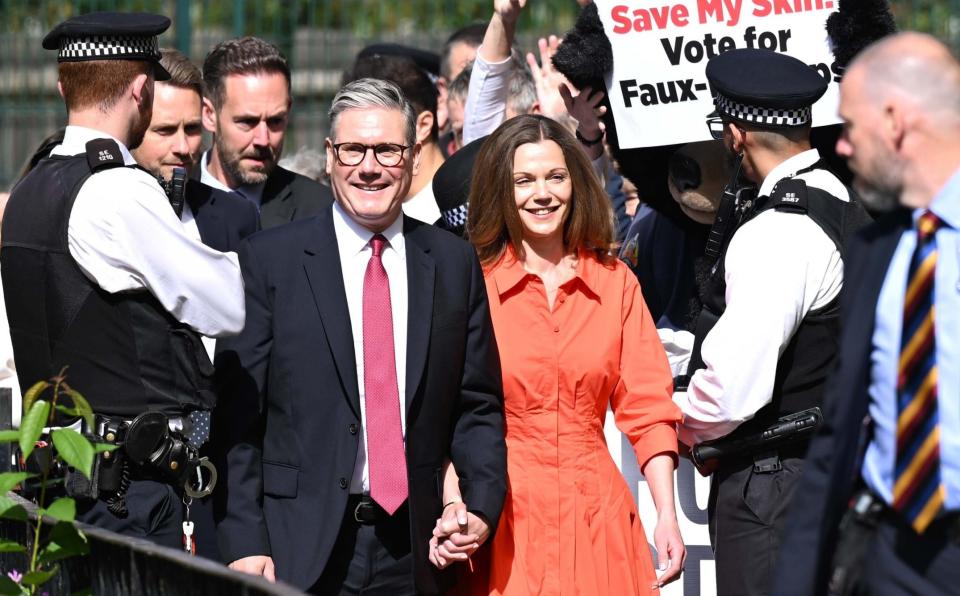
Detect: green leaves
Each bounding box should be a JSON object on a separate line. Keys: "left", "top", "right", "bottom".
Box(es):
{"left": 56, "top": 387, "right": 95, "bottom": 430}
{"left": 43, "top": 497, "right": 75, "bottom": 523}
{"left": 0, "top": 539, "right": 25, "bottom": 553}
{"left": 51, "top": 429, "right": 94, "bottom": 479}
{"left": 0, "top": 576, "right": 20, "bottom": 595}
{"left": 0, "top": 472, "right": 31, "bottom": 494}
{"left": 0, "top": 495, "right": 27, "bottom": 521}
{"left": 21, "top": 566, "right": 58, "bottom": 586}
{"left": 39, "top": 522, "right": 88, "bottom": 566}
{"left": 21, "top": 380, "right": 49, "bottom": 416}
{"left": 19, "top": 399, "right": 50, "bottom": 460}
{"left": 0, "top": 430, "right": 20, "bottom": 443}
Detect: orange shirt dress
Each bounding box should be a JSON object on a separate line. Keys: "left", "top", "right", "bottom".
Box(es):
{"left": 458, "top": 248, "right": 681, "bottom": 596}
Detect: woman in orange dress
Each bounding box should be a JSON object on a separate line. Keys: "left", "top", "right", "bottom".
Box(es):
{"left": 433, "top": 114, "right": 685, "bottom": 595}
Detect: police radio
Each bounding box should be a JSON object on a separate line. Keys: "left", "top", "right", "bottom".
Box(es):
{"left": 704, "top": 153, "right": 755, "bottom": 261}
{"left": 159, "top": 166, "right": 187, "bottom": 218}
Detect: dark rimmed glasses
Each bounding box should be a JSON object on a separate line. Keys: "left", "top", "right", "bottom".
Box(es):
{"left": 706, "top": 117, "right": 726, "bottom": 141}
{"left": 332, "top": 142, "right": 410, "bottom": 167}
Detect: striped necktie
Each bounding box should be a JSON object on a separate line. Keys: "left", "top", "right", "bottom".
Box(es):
{"left": 894, "top": 210, "right": 944, "bottom": 534}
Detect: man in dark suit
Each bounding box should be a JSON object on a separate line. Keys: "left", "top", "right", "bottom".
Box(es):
{"left": 214, "top": 77, "right": 507, "bottom": 595}
{"left": 199, "top": 36, "right": 333, "bottom": 229}
{"left": 774, "top": 33, "right": 960, "bottom": 595}
{"left": 131, "top": 48, "right": 259, "bottom": 253}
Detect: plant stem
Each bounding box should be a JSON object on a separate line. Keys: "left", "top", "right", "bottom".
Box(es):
{"left": 26, "top": 376, "right": 63, "bottom": 595}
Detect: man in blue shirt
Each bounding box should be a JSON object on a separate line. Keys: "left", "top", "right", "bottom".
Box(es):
{"left": 774, "top": 32, "right": 960, "bottom": 595}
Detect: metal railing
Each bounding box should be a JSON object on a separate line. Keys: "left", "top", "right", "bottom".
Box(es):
{"left": 0, "top": 0, "right": 956, "bottom": 190}
{"left": 0, "top": 493, "right": 306, "bottom": 595}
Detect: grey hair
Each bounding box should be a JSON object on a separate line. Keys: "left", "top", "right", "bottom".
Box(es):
{"left": 506, "top": 61, "right": 538, "bottom": 117}
{"left": 328, "top": 78, "right": 417, "bottom": 146}
{"left": 278, "top": 146, "right": 327, "bottom": 184}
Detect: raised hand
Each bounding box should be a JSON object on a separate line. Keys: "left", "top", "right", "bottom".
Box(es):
{"left": 526, "top": 35, "right": 570, "bottom": 120}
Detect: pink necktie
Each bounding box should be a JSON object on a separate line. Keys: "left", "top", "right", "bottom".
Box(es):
{"left": 363, "top": 234, "right": 408, "bottom": 514}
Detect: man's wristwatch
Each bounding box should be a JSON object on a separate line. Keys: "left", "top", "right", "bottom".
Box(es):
{"left": 575, "top": 128, "right": 604, "bottom": 146}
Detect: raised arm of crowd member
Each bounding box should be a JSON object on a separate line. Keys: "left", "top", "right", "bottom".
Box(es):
{"left": 461, "top": 0, "right": 526, "bottom": 146}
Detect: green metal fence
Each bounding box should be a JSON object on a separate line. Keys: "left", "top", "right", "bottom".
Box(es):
{"left": 0, "top": 0, "right": 956, "bottom": 190}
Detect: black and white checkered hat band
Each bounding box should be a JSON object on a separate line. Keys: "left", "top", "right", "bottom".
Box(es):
{"left": 59, "top": 35, "right": 160, "bottom": 61}
{"left": 442, "top": 203, "right": 468, "bottom": 229}
{"left": 715, "top": 93, "right": 811, "bottom": 127}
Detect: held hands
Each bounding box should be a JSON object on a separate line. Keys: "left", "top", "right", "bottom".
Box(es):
{"left": 651, "top": 513, "right": 686, "bottom": 589}
{"left": 229, "top": 555, "right": 276, "bottom": 582}
{"left": 428, "top": 499, "right": 491, "bottom": 569}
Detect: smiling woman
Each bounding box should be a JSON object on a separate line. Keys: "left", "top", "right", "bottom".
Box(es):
{"left": 450, "top": 114, "right": 686, "bottom": 595}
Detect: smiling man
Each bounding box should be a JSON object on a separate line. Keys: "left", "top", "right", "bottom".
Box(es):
{"left": 200, "top": 37, "right": 332, "bottom": 229}
{"left": 214, "top": 78, "right": 506, "bottom": 595}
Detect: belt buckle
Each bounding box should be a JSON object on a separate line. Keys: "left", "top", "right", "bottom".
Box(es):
{"left": 353, "top": 500, "right": 364, "bottom": 523}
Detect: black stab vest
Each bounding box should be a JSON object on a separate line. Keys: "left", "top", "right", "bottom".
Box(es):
{"left": 687, "top": 166, "right": 870, "bottom": 442}
{"left": 0, "top": 139, "right": 215, "bottom": 417}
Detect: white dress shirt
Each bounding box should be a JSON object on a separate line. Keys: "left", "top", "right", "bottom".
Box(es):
{"left": 199, "top": 150, "right": 265, "bottom": 209}
{"left": 57, "top": 126, "right": 245, "bottom": 338}
{"left": 403, "top": 183, "right": 441, "bottom": 224}
{"left": 332, "top": 203, "right": 408, "bottom": 494}
{"left": 674, "top": 149, "right": 849, "bottom": 445}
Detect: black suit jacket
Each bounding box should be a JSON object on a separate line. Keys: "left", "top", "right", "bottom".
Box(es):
{"left": 187, "top": 180, "right": 260, "bottom": 252}
{"left": 213, "top": 207, "right": 507, "bottom": 593}
{"left": 773, "top": 210, "right": 911, "bottom": 595}
{"left": 259, "top": 166, "right": 334, "bottom": 229}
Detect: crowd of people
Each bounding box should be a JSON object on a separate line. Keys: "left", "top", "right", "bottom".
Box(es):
{"left": 1, "top": 1, "right": 959, "bottom": 595}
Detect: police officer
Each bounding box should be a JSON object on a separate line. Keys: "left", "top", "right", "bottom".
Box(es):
{"left": 671, "top": 48, "right": 865, "bottom": 594}
{"left": 0, "top": 12, "right": 244, "bottom": 549}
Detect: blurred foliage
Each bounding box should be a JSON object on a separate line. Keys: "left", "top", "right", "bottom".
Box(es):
{"left": 0, "top": 0, "right": 581, "bottom": 37}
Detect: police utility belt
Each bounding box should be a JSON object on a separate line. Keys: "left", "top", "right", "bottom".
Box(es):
{"left": 61, "top": 411, "right": 217, "bottom": 515}
{"left": 690, "top": 407, "right": 822, "bottom": 476}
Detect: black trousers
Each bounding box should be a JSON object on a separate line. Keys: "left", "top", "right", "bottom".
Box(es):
{"left": 76, "top": 479, "right": 184, "bottom": 550}
{"left": 709, "top": 454, "right": 804, "bottom": 596}
{"left": 859, "top": 512, "right": 960, "bottom": 595}
{"left": 310, "top": 500, "right": 415, "bottom": 596}
{"left": 74, "top": 477, "right": 221, "bottom": 560}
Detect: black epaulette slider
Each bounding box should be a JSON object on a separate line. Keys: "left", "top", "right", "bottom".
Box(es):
{"left": 85, "top": 138, "right": 125, "bottom": 173}
{"left": 770, "top": 177, "right": 808, "bottom": 214}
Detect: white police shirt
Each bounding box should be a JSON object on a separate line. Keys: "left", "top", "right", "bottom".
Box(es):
{"left": 56, "top": 125, "right": 245, "bottom": 338}
{"left": 673, "top": 149, "right": 849, "bottom": 445}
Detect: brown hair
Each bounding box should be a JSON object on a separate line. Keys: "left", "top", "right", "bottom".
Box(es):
{"left": 159, "top": 48, "right": 202, "bottom": 96}
{"left": 467, "top": 114, "right": 616, "bottom": 266}
{"left": 202, "top": 36, "right": 291, "bottom": 111}
{"left": 58, "top": 60, "right": 151, "bottom": 112}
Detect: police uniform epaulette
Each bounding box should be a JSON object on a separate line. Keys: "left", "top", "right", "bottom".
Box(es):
{"left": 769, "top": 178, "right": 808, "bottom": 215}
{"left": 85, "top": 138, "right": 126, "bottom": 173}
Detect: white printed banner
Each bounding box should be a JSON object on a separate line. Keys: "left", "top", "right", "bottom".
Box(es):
{"left": 594, "top": 0, "right": 842, "bottom": 148}
{"left": 605, "top": 411, "right": 715, "bottom": 596}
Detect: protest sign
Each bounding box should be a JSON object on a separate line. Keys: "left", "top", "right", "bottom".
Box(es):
{"left": 595, "top": 0, "right": 841, "bottom": 148}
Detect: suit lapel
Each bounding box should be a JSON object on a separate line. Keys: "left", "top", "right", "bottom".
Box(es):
{"left": 404, "top": 219, "right": 436, "bottom": 414}
{"left": 302, "top": 209, "right": 361, "bottom": 417}
{"left": 191, "top": 186, "right": 228, "bottom": 252}
{"left": 261, "top": 169, "right": 296, "bottom": 226}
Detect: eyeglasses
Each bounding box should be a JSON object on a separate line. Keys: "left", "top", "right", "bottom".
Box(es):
{"left": 332, "top": 142, "right": 410, "bottom": 167}
{"left": 706, "top": 118, "right": 726, "bottom": 141}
